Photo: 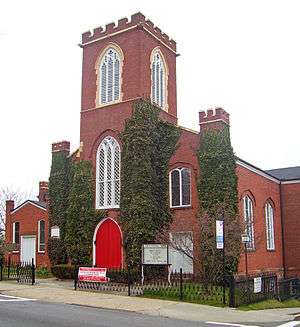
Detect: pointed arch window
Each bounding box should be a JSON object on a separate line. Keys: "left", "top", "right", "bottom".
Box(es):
{"left": 98, "top": 47, "right": 122, "bottom": 105}
{"left": 96, "top": 136, "right": 120, "bottom": 209}
{"left": 265, "top": 202, "right": 275, "bottom": 250}
{"left": 151, "top": 50, "right": 167, "bottom": 109}
{"left": 243, "top": 196, "right": 255, "bottom": 250}
{"left": 170, "top": 168, "right": 191, "bottom": 208}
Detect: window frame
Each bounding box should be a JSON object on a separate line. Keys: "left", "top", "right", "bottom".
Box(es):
{"left": 96, "top": 136, "right": 121, "bottom": 209}
{"left": 150, "top": 48, "right": 168, "bottom": 111}
{"left": 95, "top": 45, "right": 123, "bottom": 107}
{"left": 265, "top": 202, "right": 275, "bottom": 251}
{"left": 38, "top": 219, "right": 46, "bottom": 253}
{"left": 12, "top": 221, "right": 20, "bottom": 252}
{"left": 169, "top": 167, "right": 191, "bottom": 208}
{"left": 243, "top": 195, "right": 255, "bottom": 250}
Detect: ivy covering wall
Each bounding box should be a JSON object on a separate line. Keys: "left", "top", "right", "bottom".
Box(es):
{"left": 197, "top": 126, "right": 241, "bottom": 281}
{"left": 48, "top": 151, "right": 70, "bottom": 265}
{"left": 120, "top": 100, "right": 181, "bottom": 269}
{"left": 65, "top": 160, "right": 106, "bottom": 265}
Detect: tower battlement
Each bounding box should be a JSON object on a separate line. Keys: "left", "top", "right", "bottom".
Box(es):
{"left": 199, "top": 107, "right": 230, "bottom": 126}
{"left": 81, "top": 12, "right": 176, "bottom": 52}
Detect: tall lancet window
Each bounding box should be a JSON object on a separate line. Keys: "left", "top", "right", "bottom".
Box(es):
{"left": 151, "top": 49, "right": 167, "bottom": 109}
{"left": 96, "top": 136, "right": 121, "bottom": 209}
{"left": 98, "top": 47, "right": 122, "bottom": 105}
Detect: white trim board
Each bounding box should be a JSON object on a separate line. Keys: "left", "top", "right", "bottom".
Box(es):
{"left": 10, "top": 200, "right": 47, "bottom": 214}
{"left": 236, "top": 160, "right": 280, "bottom": 184}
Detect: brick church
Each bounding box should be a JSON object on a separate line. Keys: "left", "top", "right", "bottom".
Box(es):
{"left": 5, "top": 12, "right": 300, "bottom": 278}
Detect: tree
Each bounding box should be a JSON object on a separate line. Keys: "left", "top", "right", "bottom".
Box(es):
{"left": 197, "top": 126, "right": 241, "bottom": 282}
{"left": 0, "top": 187, "right": 33, "bottom": 234}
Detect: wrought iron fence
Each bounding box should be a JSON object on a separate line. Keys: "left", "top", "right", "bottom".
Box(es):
{"left": 278, "top": 278, "right": 300, "bottom": 301}
{"left": 0, "top": 257, "right": 35, "bottom": 285}
{"left": 229, "top": 273, "right": 278, "bottom": 307}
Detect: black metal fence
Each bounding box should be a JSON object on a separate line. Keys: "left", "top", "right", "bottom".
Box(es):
{"left": 229, "top": 273, "right": 278, "bottom": 307}
{"left": 278, "top": 278, "right": 300, "bottom": 301}
{"left": 0, "top": 257, "right": 35, "bottom": 285}
{"left": 74, "top": 267, "right": 300, "bottom": 307}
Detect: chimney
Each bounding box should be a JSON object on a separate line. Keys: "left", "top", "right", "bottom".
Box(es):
{"left": 52, "top": 141, "right": 70, "bottom": 155}
{"left": 38, "top": 181, "right": 49, "bottom": 202}
{"left": 199, "top": 107, "right": 230, "bottom": 133}
{"left": 6, "top": 200, "right": 14, "bottom": 215}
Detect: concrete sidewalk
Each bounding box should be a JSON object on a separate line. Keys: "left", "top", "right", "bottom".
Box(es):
{"left": 0, "top": 279, "right": 299, "bottom": 324}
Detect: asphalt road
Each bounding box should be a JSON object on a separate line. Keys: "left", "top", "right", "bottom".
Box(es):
{"left": 0, "top": 295, "right": 296, "bottom": 327}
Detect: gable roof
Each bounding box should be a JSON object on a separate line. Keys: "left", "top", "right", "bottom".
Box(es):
{"left": 266, "top": 166, "right": 300, "bottom": 181}
{"left": 10, "top": 200, "right": 47, "bottom": 214}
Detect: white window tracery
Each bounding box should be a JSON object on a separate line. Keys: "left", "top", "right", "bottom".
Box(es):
{"left": 151, "top": 50, "right": 166, "bottom": 109}
{"left": 96, "top": 136, "right": 120, "bottom": 209}
{"left": 265, "top": 202, "right": 275, "bottom": 250}
{"left": 99, "top": 48, "right": 121, "bottom": 105}
{"left": 170, "top": 168, "right": 191, "bottom": 208}
{"left": 243, "top": 196, "right": 255, "bottom": 250}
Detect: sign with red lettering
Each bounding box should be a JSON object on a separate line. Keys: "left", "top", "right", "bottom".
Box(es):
{"left": 78, "top": 267, "right": 108, "bottom": 282}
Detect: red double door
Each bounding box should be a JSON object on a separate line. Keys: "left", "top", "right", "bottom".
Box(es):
{"left": 95, "top": 219, "right": 122, "bottom": 269}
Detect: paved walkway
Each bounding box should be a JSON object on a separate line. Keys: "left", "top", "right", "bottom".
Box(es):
{"left": 0, "top": 279, "right": 299, "bottom": 324}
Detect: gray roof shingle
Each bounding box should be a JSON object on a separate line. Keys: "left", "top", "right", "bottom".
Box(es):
{"left": 266, "top": 166, "right": 300, "bottom": 181}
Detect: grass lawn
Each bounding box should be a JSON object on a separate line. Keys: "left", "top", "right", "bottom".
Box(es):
{"left": 238, "top": 298, "right": 300, "bottom": 311}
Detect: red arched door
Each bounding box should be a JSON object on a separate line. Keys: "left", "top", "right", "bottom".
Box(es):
{"left": 95, "top": 219, "right": 122, "bottom": 269}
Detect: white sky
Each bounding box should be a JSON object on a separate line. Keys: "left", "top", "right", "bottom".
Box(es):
{"left": 1, "top": 0, "right": 299, "bottom": 195}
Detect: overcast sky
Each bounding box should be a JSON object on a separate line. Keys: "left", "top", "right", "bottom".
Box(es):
{"left": 1, "top": 0, "right": 299, "bottom": 196}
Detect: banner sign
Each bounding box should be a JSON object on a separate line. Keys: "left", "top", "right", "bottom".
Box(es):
{"left": 216, "top": 220, "right": 224, "bottom": 249}
{"left": 78, "top": 267, "right": 108, "bottom": 282}
{"left": 142, "top": 244, "right": 168, "bottom": 265}
{"left": 254, "top": 277, "right": 262, "bottom": 293}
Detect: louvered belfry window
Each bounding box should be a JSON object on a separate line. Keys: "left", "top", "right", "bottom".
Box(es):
{"left": 96, "top": 136, "right": 121, "bottom": 209}
{"left": 151, "top": 50, "right": 166, "bottom": 109}
{"left": 99, "top": 48, "right": 121, "bottom": 105}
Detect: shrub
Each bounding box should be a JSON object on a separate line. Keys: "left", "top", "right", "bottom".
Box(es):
{"left": 36, "top": 266, "right": 52, "bottom": 278}
{"left": 107, "top": 269, "right": 140, "bottom": 283}
{"left": 51, "top": 264, "right": 77, "bottom": 280}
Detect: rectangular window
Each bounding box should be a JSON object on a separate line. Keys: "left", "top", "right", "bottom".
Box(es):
{"left": 12, "top": 222, "right": 20, "bottom": 245}
{"left": 38, "top": 220, "right": 45, "bottom": 252}
{"left": 169, "top": 232, "right": 193, "bottom": 273}
{"left": 171, "top": 170, "right": 180, "bottom": 207}
{"left": 243, "top": 196, "right": 255, "bottom": 250}
{"left": 265, "top": 203, "right": 275, "bottom": 250}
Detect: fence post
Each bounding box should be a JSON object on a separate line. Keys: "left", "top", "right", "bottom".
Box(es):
{"left": 31, "top": 258, "right": 35, "bottom": 285}
{"left": 127, "top": 269, "right": 131, "bottom": 296}
{"left": 229, "top": 275, "right": 236, "bottom": 308}
{"left": 74, "top": 266, "right": 78, "bottom": 291}
{"left": 8, "top": 256, "right": 11, "bottom": 279}
{"left": 179, "top": 268, "right": 183, "bottom": 301}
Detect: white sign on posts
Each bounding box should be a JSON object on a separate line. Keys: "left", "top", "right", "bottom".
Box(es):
{"left": 51, "top": 226, "right": 60, "bottom": 238}
{"left": 254, "top": 277, "right": 262, "bottom": 293}
{"left": 216, "top": 220, "right": 224, "bottom": 249}
{"left": 142, "top": 244, "right": 168, "bottom": 265}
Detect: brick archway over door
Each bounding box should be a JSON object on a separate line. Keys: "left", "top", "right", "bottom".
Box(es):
{"left": 95, "top": 219, "right": 122, "bottom": 269}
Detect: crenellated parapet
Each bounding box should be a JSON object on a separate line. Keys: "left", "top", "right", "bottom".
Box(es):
{"left": 199, "top": 107, "right": 230, "bottom": 126}
{"left": 52, "top": 141, "right": 70, "bottom": 154}
{"left": 81, "top": 12, "right": 176, "bottom": 52}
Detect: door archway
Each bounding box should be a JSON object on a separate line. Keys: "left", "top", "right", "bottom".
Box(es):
{"left": 93, "top": 218, "right": 122, "bottom": 269}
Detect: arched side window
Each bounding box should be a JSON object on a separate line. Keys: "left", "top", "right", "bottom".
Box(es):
{"left": 98, "top": 47, "right": 122, "bottom": 105}
{"left": 243, "top": 196, "right": 255, "bottom": 249}
{"left": 170, "top": 168, "right": 191, "bottom": 208}
{"left": 265, "top": 202, "right": 275, "bottom": 250}
{"left": 151, "top": 49, "right": 167, "bottom": 109}
{"left": 38, "top": 220, "right": 45, "bottom": 253}
{"left": 96, "top": 136, "right": 121, "bottom": 209}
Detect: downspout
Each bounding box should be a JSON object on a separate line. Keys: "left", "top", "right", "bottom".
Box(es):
{"left": 279, "top": 181, "right": 286, "bottom": 279}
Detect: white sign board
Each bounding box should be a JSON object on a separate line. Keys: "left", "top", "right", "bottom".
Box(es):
{"left": 241, "top": 234, "right": 250, "bottom": 243}
{"left": 51, "top": 226, "right": 60, "bottom": 238}
{"left": 216, "top": 220, "right": 224, "bottom": 249}
{"left": 254, "top": 277, "right": 262, "bottom": 293}
{"left": 142, "top": 244, "right": 168, "bottom": 265}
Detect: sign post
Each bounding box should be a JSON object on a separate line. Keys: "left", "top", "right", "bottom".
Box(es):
{"left": 142, "top": 244, "right": 170, "bottom": 285}
{"left": 216, "top": 219, "right": 226, "bottom": 305}
{"left": 241, "top": 233, "right": 250, "bottom": 298}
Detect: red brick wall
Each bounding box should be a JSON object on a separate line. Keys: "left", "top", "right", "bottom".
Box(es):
{"left": 281, "top": 182, "right": 300, "bottom": 278}
{"left": 5, "top": 202, "right": 50, "bottom": 268}
{"left": 236, "top": 164, "right": 284, "bottom": 277}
